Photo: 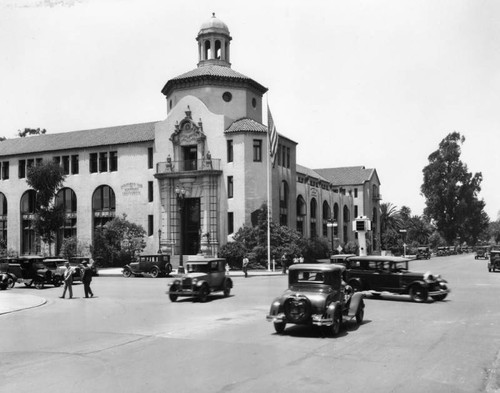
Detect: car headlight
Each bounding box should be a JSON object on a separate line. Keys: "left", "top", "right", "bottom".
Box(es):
{"left": 272, "top": 301, "right": 280, "bottom": 307}
{"left": 192, "top": 278, "right": 198, "bottom": 285}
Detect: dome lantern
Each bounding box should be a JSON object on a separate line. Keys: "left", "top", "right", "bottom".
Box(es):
{"left": 196, "top": 13, "right": 232, "bottom": 67}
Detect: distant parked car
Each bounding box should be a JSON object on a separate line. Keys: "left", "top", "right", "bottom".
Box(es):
{"left": 266, "top": 263, "right": 365, "bottom": 336}
{"left": 0, "top": 261, "right": 18, "bottom": 289}
{"left": 168, "top": 258, "right": 232, "bottom": 302}
{"left": 488, "top": 250, "right": 500, "bottom": 272}
{"left": 344, "top": 256, "right": 449, "bottom": 302}
{"left": 8, "top": 256, "right": 63, "bottom": 289}
{"left": 415, "top": 246, "right": 431, "bottom": 260}
{"left": 123, "top": 254, "right": 172, "bottom": 278}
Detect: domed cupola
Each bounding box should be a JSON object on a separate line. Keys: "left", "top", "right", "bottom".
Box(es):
{"left": 197, "top": 13, "right": 232, "bottom": 67}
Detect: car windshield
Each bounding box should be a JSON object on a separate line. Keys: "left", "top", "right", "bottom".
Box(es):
{"left": 187, "top": 264, "right": 209, "bottom": 273}
{"left": 291, "top": 270, "right": 334, "bottom": 286}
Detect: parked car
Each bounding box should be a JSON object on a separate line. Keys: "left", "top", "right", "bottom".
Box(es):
{"left": 9, "top": 256, "right": 63, "bottom": 289}
{"left": 315, "top": 254, "right": 356, "bottom": 265}
{"left": 344, "top": 256, "right": 449, "bottom": 302}
{"left": 488, "top": 250, "right": 500, "bottom": 272}
{"left": 168, "top": 257, "right": 232, "bottom": 302}
{"left": 0, "top": 261, "right": 18, "bottom": 289}
{"left": 475, "top": 246, "right": 489, "bottom": 260}
{"left": 123, "top": 254, "right": 172, "bottom": 278}
{"left": 69, "top": 257, "right": 99, "bottom": 277}
{"left": 266, "top": 263, "right": 365, "bottom": 336}
{"left": 43, "top": 258, "right": 82, "bottom": 282}
{"left": 415, "top": 246, "right": 431, "bottom": 260}
{"left": 436, "top": 247, "right": 450, "bottom": 257}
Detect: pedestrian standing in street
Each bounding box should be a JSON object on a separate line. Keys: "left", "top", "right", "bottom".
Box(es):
{"left": 299, "top": 255, "right": 304, "bottom": 264}
{"left": 81, "top": 260, "right": 94, "bottom": 298}
{"left": 60, "top": 261, "right": 73, "bottom": 299}
{"left": 281, "top": 254, "right": 287, "bottom": 274}
{"left": 242, "top": 255, "right": 249, "bottom": 278}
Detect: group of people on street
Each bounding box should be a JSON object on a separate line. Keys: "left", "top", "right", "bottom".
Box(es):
{"left": 60, "top": 259, "right": 95, "bottom": 299}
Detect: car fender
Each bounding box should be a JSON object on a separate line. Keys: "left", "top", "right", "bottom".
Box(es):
{"left": 268, "top": 296, "right": 283, "bottom": 314}
{"left": 196, "top": 280, "right": 209, "bottom": 290}
{"left": 325, "top": 301, "right": 340, "bottom": 320}
{"left": 223, "top": 277, "right": 233, "bottom": 289}
{"left": 348, "top": 292, "right": 365, "bottom": 316}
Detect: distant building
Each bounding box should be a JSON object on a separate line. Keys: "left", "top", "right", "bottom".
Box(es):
{"left": 0, "top": 14, "right": 381, "bottom": 259}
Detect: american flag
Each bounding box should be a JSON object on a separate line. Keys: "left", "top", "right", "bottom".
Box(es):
{"left": 267, "top": 105, "right": 278, "bottom": 166}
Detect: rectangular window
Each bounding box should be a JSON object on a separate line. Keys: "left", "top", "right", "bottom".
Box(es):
{"left": 109, "top": 151, "right": 118, "bottom": 172}
{"left": 282, "top": 146, "right": 286, "bottom": 167}
{"left": 35, "top": 158, "right": 43, "bottom": 166}
{"left": 148, "top": 215, "right": 153, "bottom": 236}
{"left": 27, "top": 158, "right": 34, "bottom": 169}
{"left": 148, "top": 147, "right": 153, "bottom": 169}
{"left": 287, "top": 147, "right": 291, "bottom": 168}
{"left": 354, "top": 205, "right": 359, "bottom": 218}
{"left": 228, "top": 212, "right": 234, "bottom": 234}
{"left": 71, "top": 155, "right": 79, "bottom": 174}
{"left": 227, "top": 176, "right": 233, "bottom": 198}
{"left": 99, "top": 152, "right": 108, "bottom": 172}
{"left": 148, "top": 181, "right": 154, "bottom": 202}
{"left": 227, "top": 140, "right": 233, "bottom": 163}
{"left": 62, "top": 156, "right": 70, "bottom": 175}
{"left": 1, "top": 162, "right": 9, "bottom": 180}
{"left": 277, "top": 145, "right": 281, "bottom": 166}
{"left": 53, "top": 156, "right": 61, "bottom": 165}
{"left": 354, "top": 188, "right": 358, "bottom": 198}
{"left": 90, "top": 153, "right": 98, "bottom": 173}
{"left": 253, "top": 139, "right": 262, "bottom": 162}
{"left": 18, "top": 159, "right": 26, "bottom": 178}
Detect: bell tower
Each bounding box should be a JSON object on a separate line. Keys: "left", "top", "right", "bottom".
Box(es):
{"left": 197, "top": 13, "right": 232, "bottom": 67}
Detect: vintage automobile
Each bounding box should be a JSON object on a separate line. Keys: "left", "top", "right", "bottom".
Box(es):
{"left": 266, "top": 264, "right": 365, "bottom": 336}
{"left": 415, "top": 246, "right": 431, "bottom": 260}
{"left": 69, "top": 257, "right": 99, "bottom": 277}
{"left": 0, "top": 261, "right": 17, "bottom": 289}
{"left": 123, "top": 254, "right": 172, "bottom": 278}
{"left": 168, "top": 258, "right": 232, "bottom": 302}
{"left": 488, "top": 250, "right": 500, "bottom": 272}
{"left": 43, "top": 258, "right": 82, "bottom": 282}
{"left": 344, "top": 256, "right": 449, "bottom": 302}
{"left": 6, "top": 256, "right": 63, "bottom": 289}
{"left": 475, "top": 246, "right": 489, "bottom": 260}
{"left": 436, "top": 246, "right": 450, "bottom": 257}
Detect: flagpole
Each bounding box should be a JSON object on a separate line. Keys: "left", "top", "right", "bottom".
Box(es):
{"left": 266, "top": 95, "right": 271, "bottom": 271}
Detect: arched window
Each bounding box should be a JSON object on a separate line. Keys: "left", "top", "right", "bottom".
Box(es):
{"left": 310, "top": 198, "right": 317, "bottom": 238}
{"left": 55, "top": 188, "right": 77, "bottom": 254}
{"left": 322, "top": 201, "right": 330, "bottom": 237}
{"left": 296, "top": 195, "right": 306, "bottom": 235}
{"left": 0, "top": 192, "right": 7, "bottom": 247}
{"left": 204, "top": 40, "right": 211, "bottom": 60}
{"left": 20, "top": 190, "right": 38, "bottom": 254}
{"left": 215, "top": 40, "right": 222, "bottom": 59}
{"left": 343, "top": 205, "right": 350, "bottom": 222}
{"left": 333, "top": 203, "right": 339, "bottom": 236}
{"left": 92, "top": 185, "right": 116, "bottom": 230}
{"left": 280, "top": 181, "right": 288, "bottom": 226}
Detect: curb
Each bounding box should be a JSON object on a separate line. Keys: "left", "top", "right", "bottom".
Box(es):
{"left": 0, "top": 293, "right": 47, "bottom": 315}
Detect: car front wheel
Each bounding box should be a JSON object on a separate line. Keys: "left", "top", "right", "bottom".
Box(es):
{"left": 7, "top": 277, "right": 15, "bottom": 289}
{"left": 150, "top": 267, "right": 159, "bottom": 278}
{"left": 34, "top": 280, "right": 44, "bottom": 290}
{"left": 198, "top": 285, "right": 209, "bottom": 303}
{"left": 122, "top": 269, "right": 132, "bottom": 278}
{"left": 274, "top": 322, "right": 286, "bottom": 334}
{"left": 331, "top": 309, "right": 342, "bottom": 337}
{"left": 223, "top": 280, "right": 231, "bottom": 297}
{"left": 349, "top": 280, "right": 363, "bottom": 293}
{"left": 165, "top": 263, "right": 173, "bottom": 276}
{"left": 409, "top": 285, "right": 428, "bottom": 302}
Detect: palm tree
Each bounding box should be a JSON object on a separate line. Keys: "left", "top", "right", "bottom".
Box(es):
{"left": 380, "top": 202, "right": 402, "bottom": 251}
{"left": 408, "top": 215, "right": 433, "bottom": 245}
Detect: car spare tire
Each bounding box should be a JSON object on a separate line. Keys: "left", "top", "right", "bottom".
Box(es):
{"left": 284, "top": 296, "right": 312, "bottom": 324}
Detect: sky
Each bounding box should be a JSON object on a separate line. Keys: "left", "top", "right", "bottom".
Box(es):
{"left": 1, "top": 0, "right": 499, "bottom": 219}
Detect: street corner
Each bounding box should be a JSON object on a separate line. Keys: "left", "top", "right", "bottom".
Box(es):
{"left": 0, "top": 292, "right": 47, "bottom": 315}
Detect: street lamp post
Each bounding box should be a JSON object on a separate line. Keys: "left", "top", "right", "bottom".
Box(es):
{"left": 175, "top": 185, "right": 187, "bottom": 273}
{"left": 327, "top": 219, "right": 338, "bottom": 256}
{"left": 157, "top": 229, "right": 162, "bottom": 254}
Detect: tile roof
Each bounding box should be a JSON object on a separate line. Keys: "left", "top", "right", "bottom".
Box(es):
{"left": 162, "top": 64, "right": 268, "bottom": 96}
{"left": 314, "top": 166, "right": 376, "bottom": 186}
{"left": 0, "top": 121, "right": 157, "bottom": 157}
{"left": 296, "top": 164, "right": 329, "bottom": 182}
{"left": 225, "top": 118, "right": 267, "bottom": 133}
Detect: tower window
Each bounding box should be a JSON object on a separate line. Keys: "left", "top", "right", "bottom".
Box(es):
{"left": 222, "top": 92, "right": 232, "bottom": 102}
{"left": 252, "top": 98, "right": 257, "bottom": 108}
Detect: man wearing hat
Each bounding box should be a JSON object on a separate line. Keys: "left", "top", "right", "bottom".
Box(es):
{"left": 81, "top": 259, "right": 94, "bottom": 298}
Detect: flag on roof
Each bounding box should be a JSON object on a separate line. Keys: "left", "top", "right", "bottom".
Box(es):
{"left": 267, "top": 105, "right": 278, "bottom": 166}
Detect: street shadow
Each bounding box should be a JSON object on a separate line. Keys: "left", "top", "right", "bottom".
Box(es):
{"left": 364, "top": 292, "right": 450, "bottom": 304}
{"left": 275, "top": 319, "right": 372, "bottom": 339}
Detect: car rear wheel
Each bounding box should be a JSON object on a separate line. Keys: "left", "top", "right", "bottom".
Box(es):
{"left": 198, "top": 285, "right": 209, "bottom": 303}
{"left": 150, "top": 267, "right": 159, "bottom": 278}
{"left": 122, "top": 269, "right": 132, "bottom": 278}
{"left": 53, "top": 278, "right": 62, "bottom": 287}
{"left": 409, "top": 285, "right": 428, "bottom": 302}
{"left": 355, "top": 300, "right": 365, "bottom": 324}
{"left": 7, "top": 277, "right": 15, "bottom": 289}
{"left": 274, "top": 322, "right": 286, "bottom": 334}
{"left": 349, "top": 280, "right": 363, "bottom": 293}
{"left": 34, "top": 280, "right": 44, "bottom": 290}
{"left": 165, "top": 263, "right": 173, "bottom": 276}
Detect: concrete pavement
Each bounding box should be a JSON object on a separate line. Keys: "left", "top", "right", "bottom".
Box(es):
{"left": 0, "top": 267, "right": 284, "bottom": 315}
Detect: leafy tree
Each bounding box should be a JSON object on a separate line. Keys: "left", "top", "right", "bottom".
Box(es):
{"left": 92, "top": 214, "right": 146, "bottom": 266}
{"left": 26, "top": 161, "right": 66, "bottom": 255}
{"left": 59, "top": 236, "right": 90, "bottom": 259}
{"left": 488, "top": 220, "right": 500, "bottom": 245}
{"left": 18, "top": 128, "right": 46, "bottom": 138}
{"left": 407, "top": 215, "right": 433, "bottom": 245}
{"left": 380, "top": 202, "right": 402, "bottom": 250}
{"left": 421, "top": 132, "right": 489, "bottom": 245}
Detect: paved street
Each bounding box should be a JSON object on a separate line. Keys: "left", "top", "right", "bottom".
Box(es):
{"left": 1, "top": 254, "right": 500, "bottom": 393}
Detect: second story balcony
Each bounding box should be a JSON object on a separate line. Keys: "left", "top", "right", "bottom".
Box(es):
{"left": 156, "top": 158, "right": 222, "bottom": 178}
